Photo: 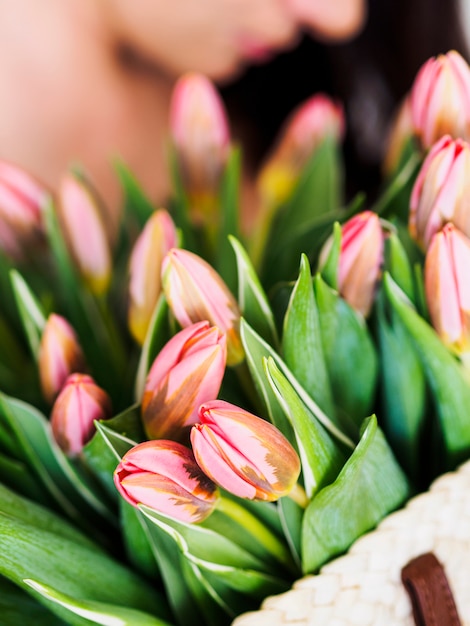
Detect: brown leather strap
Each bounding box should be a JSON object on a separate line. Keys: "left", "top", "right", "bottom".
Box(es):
{"left": 401, "top": 552, "right": 461, "bottom": 626}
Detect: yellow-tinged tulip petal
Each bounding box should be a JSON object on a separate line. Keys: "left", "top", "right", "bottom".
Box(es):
{"left": 51, "top": 373, "right": 111, "bottom": 457}
{"left": 162, "top": 248, "right": 244, "bottom": 366}
{"left": 411, "top": 50, "right": 470, "bottom": 149}
{"left": 58, "top": 174, "right": 112, "bottom": 295}
{"left": 38, "top": 314, "right": 86, "bottom": 404}
{"left": 142, "top": 321, "right": 226, "bottom": 440}
{"left": 128, "top": 209, "right": 177, "bottom": 344}
{"left": 114, "top": 440, "right": 219, "bottom": 524}
{"left": 191, "top": 400, "right": 300, "bottom": 502}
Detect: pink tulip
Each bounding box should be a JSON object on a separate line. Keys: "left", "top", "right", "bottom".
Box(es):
{"left": 38, "top": 314, "right": 86, "bottom": 404}
{"left": 425, "top": 223, "right": 470, "bottom": 355}
{"left": 0, "top": 159, "right": 48, "bottom": 260}
{"left": 50, "top": 373, "right": 111, "bottom": 456}
{"left": 128, "top": 209, "right": 178, "bottom": 344}
{"left": 114, "top": 440, "right": 219, "bottom": 524}
{"left": 191, "top": 400, "right": 300, "bottom": 502}
{"left": 170, "top": 73, "right": 230, "bottom": 205}
{"left": 162, "top": 248, "right": 243, "bottom": 366}
{"left": 58, "top": 174, "right": 112, "bottom": 295}
{"left": 411, "top": 50, "right": 470, "bottom": 149}
{"left": 257, "top": 93, "right": 344, "bottom": 207}
{"left": 409, "top": 135, "right": 470, "bottom": 249}
{"left": 141, "top": 321, "right": 226, "bottom": 440}
{"left": 320, "top": 211, "right": 384, "bottom": 317}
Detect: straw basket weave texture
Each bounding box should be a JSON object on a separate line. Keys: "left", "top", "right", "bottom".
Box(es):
{"left": 233, "top": 460, "right": 470, "bottom": 626}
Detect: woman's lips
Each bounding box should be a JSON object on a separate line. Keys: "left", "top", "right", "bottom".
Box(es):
{"left": 236, "top": 35, "right": 275, "bottom": 63}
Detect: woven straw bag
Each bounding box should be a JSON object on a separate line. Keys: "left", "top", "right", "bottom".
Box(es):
{"left": 233, "top": 460, "right": 470, "bottom": 625}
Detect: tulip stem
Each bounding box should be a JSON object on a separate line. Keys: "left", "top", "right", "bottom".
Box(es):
{"left": 217, "top": 495, "right": 298, "bottom": 574}
{"left": 287, "top": 483, "right": 308, "bottom": 509}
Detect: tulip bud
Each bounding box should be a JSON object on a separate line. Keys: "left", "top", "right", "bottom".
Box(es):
{"left": 50, "top": 373, "right": 111, "bottom": 456}
{"left": 191, "top": 400, "right": 301, "bottom": 502}
{"left": 257, "top": 94, "right": 344, "bottom": 208}
{"left": 320, "top": 211, "right": 384, "bottom": 317}
{"left": 128, "top": 209, "right": 178, "bottom": 344}
{"left": 425, "top": 223, "right": 470, "bottom": 356}
{"left": 114, "top": 439, "right": 219, "bottom": 524}
{"left": 38, "top": 314, "right": 86, "bottom": 404}
{"left": 142, "top": 321, "right": 226, "bottom": 440}
{"left": 0, "top": 159, "right": 47, "bottom": 260}
{"left": 162, "top": 248, "right": 243, "bottom": 366}
{"left": 57, "top": 174, "right": 112, "bottom": 295}
{"left": 409, "top": 135, "right": 470, "bottom": 249}
{"left": 170, "top": 73, "right": 230, "bottom": 220}
{"left": 411, "top": 50, "right": 470, "bottom": 149}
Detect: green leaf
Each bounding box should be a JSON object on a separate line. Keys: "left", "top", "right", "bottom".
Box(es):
{"left": 375, "top": 293, "right": 427, "bottom": 482}
{"left": 383, "top": 273, "right": 470, "bottom": 466}
{"left": 383, "top": 228, "right": 415, "bottom": 303}
{"left": 230, "top": 236, "right": 278, "bottom": 347}
{"left": 278, "top": 496, "right": 303, "bottom": 568}
{"left": 264, "top": 358, "right": 346, "bottom": 499}
{"left": 0, "top": 502, "right": 168, "bottom": 626}
{"left": 240, "top": 319, "right": 353, "bottom": 451}
{"left": 261, "top": 137, "right": 347, "bottom": 287}
{"left": 9, "top": 270, "right": 46, "bottom": 359}
{"left": 168, "top": 148, "right": 199, "bottom": 255}
{"left": 0, "top": 576, "right": 67, "bottom": 626}
{"left": 319, "top": 221, "right": 341, "bottom": 289}
{"left": 82, "top": 406, "right": 142, "bottom": 500}
{"left": 134, "top": 294, "right": 171, "bottom": 400}
{"left": 0, "top": 393, "right": 115, "bottom": 531}
{"left": 92, "top": 419, "right": 140, "bottom": 463}
{"left": 24, "top": 580, "right": 171, "bottom": 626}
{"left": 217, "top": 147, "right": 241, "bottom": 292}
{"left": 138, "top": 512, "right": 210, "bottom": 626}
{"left": 114, "top": 159, "right": 155, "bottom": 227}
{"left": 373, "top": 144, "right": 422, "bottom": 221}
{"left": 141, "top": 506, "right": 271, "bottom": 573}
{"left": 0, "top": 480, "right": 95, "bottom": 548}
{"left": 141, "top": 507, "right": 290, "bottom": 623}
{"left": 270, "top": 136, "right": 343, "bottom": 245}
{"left": 301, "top": 416, "right": 409, "bottom": 573}
{"left": 121, "top": 501, "right": 162, "bottom": 580}
{"left": 0, "top": 451, "right": 51, "bottom": 504}
{"left": 283, "top": 254, "right": 335, "bottom": 417}
{"left": 314, "top": 274, "right": 378, "bottom": 432}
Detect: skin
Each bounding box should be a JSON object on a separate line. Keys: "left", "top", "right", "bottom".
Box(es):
{"left": 0, "top": 0, "right": 366, "bottom": 228}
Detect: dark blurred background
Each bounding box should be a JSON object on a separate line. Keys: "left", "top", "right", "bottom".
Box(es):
{"left": 222, "top": 0, "right": 469, "bottom": 200}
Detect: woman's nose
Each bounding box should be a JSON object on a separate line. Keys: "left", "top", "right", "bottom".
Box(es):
{"left": 285, "top": 0, "right": 367, "bottom": 42}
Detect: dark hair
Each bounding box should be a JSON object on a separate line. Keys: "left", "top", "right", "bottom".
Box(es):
{"left": 222, "top": 0, "right": 469, "bottom": 199}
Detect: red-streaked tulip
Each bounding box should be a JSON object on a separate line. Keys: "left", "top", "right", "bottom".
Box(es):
{"left": 50, "top": 373, "right": 111, "bottom": 457}
{"left": 141, "top": 321, "right": 226, "bottom": 440}
{"left": 170, "top": 73, "right": 230, "bottom": 211}
{"left": 114, "top": 439, "right": 219, "bottom": 523}
{"left": 257, "top": 94, "right": 344, "bottom": 208}
{"left": 162, "top": 248, "right": 243, "bottom": 366}
{"left": 38, "top": 314, "right": 86, "bottom": 404}
{"left": 409, "top": 135, "right": 470, "bottom": 249}
{"left": 425, "top": 223, "right": 470, "bottom": 355}
{"left": 320, "top": 211, "right": 384, "bottom": 317}
{"left": 58, "top": 174, "right": 112, "bottom": 295}
{"left": 411, "top": 50, "right": 470, "bottom": 149}
{"left": 191, "top": 400, "right": 301, "bottom": 502}
{"left": 128, "top": 209, "right": 178, "bottom": 344}
{"left": 0, "top": 159, "right": 48, "bottom": 260}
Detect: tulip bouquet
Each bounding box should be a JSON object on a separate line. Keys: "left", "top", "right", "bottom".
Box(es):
{"left": 0, "top": 49, "right": 470, "bottom": 626}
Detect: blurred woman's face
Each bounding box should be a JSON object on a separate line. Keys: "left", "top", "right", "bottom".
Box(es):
{"left": 110, "top": 0, "right": 367, "bottom": 82}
